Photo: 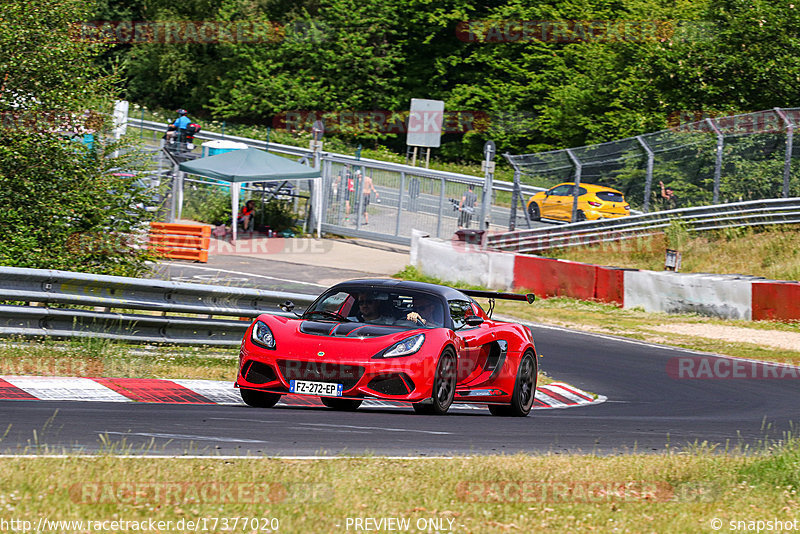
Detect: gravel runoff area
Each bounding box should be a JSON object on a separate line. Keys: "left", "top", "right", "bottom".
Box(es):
{"left": 649, "top": 323, "right": 800, "bottom": 352}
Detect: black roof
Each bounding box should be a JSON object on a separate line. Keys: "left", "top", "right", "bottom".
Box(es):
{"left": 328, "top": 279, "right": 470, "bottom": 301}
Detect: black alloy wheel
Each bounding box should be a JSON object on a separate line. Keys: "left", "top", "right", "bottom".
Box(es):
{"left": 489, "top": 351, "right": 537, "bottom": 417}
{"left": 412, "top": 349, "right": 457, "bottom": 415}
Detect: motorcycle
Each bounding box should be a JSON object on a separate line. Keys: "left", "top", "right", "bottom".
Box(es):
{"left": 164, "top": 122, "right": 202, "bottom": 153}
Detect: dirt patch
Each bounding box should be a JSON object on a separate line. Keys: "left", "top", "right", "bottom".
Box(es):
{"left": 648, "top": 323, "right": 800, "bottom": 352}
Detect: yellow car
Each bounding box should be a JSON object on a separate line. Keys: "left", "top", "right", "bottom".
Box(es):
{"left": 526, "top": 182, "right": 630, "bottom": 222}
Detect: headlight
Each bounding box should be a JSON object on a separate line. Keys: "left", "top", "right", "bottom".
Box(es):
{"left": 377, "top": 334, "right": 425, "bottom": 358}
{"left": 251, "top": 320, "right": 276, "bottom": 349}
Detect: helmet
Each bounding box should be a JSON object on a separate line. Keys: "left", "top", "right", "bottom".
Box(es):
{"left": 176, "top": 109, "right": 188, "bottom": 115}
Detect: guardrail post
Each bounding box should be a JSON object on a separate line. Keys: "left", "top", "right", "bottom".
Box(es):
{"left": 775, "top": 107, "right": 794, "bottom": 199}
{"left": 636, "top": 135, "right": 655, "bottom": 212}
{"left": 566, "top": 149, "right": 583, "bottom": 223}
{"left": 706, "top": 118, "right": 724, "bottom": 204}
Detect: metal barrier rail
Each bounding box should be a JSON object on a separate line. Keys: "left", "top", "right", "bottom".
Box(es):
{"left": 486, "top": 198, "right": 800, "bottom": 253}
{"left": 0, "top": 267, "right": 318, "bottom": 346}
{"left": 127, "top": 118, "right": 545, "bottom": 198}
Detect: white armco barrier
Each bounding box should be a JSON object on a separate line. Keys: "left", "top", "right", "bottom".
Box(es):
{"left": 624, "top": 271, "right": 754, "bottom": 320}
{"left": 410, "top": 233, "right": 515, "bottom": 290}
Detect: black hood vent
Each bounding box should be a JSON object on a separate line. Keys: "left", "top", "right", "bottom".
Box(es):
{"left": 299, "top": 321, "right": 407, "bottom": 338}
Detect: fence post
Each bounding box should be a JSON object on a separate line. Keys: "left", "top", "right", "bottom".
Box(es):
{"left": 395, "top": 172, "right": 406, "bottom": 236}
{"left": 775, "top": 107, "right": 794, "bottom": 199}
{"left": 706, "top": 118, "right": 724, "bottom": 204}
{"left": 566, "top": 149, "right": 583, "bottom": 223}
{"left": 636, "top": 135, "right": 655, "bottom": 212}
{"left": 436, "top": 177, "right": 445, "bottom": 238}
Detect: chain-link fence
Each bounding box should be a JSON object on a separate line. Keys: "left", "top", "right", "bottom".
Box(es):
{"left": 505, "top": 108, "right": 800, "bottom": 218}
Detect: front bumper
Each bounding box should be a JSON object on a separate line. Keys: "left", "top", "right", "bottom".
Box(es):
{"left": 236, "top": 350, "right": 440, "bottom": 403}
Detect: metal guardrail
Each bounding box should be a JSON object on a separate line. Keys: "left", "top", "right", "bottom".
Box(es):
{"left": 0, "top": 267, "right": 318, "bottom": 346}
{"left": 127, "top": 118, "right": 545, "bottom": 197}
{"left": 486, "top": 198, "right": 800, "bottom": 253}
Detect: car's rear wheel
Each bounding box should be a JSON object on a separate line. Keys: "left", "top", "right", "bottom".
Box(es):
{"left": 527, "top": 202, "right": 541, "bottom": 221}
{"left": 320, "top": 397, "right": 363, "bottom": 411}
{"left": 412, "top": 349, "right": 457, "bottom": 415}
{"left": 240, "top": 389, "right": 281, "bottom": 408}
{"left": 489, "top": 351, "right": 537, "bottom": 417}
{"left": 575, "top": 210, "right": 587, "bottom": 222}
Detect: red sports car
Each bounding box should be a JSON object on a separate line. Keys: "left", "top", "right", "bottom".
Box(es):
{"left": 235, "top": 279, "right": 538, "bottom": 416}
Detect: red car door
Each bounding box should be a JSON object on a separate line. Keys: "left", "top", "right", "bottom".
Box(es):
{"left": 450, "top": 300, "right": 495, "bottom": 384}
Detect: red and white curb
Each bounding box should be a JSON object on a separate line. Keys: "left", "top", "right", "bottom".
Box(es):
{"left": 0, "top": 376, "right": 605, "bottom": 410}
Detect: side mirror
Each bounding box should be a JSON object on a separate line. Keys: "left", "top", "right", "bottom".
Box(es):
{"left": 525, "top": 293, "right": 536, "bottom": 304}
{"left": 465, "top": 315, "right": 484, "bottom": 327}
{"left": 279, "top": 300, "right": 295, "bottom": 313}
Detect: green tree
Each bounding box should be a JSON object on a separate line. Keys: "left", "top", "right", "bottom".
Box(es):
{"left": 0, "top": 0, "right": 154, "bottom": 276}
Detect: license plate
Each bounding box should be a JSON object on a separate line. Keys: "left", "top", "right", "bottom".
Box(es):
{"left": 290, "top": 380, "right": 343, "bottom": 397}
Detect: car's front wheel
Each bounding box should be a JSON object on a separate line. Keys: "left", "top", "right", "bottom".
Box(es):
{"left": 320, "top": 397, "right": 363, "bottom": 411}
{"left": 240, "top": 389, "right": 281, "bottom": 408}
{"left": 413, "top": 348, "right": 457, "bottom": 415}
{"left": 489, "top": 351, "right": 537, "bottom": 417}
{"left": 527, "top": 202, "right": 541, "bottom": 221}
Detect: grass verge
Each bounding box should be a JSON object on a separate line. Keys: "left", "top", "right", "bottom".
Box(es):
{"left": 0, "top": 438, "right": 798, "bottom": 533}
{"left": 395, "top": 266, "right": 800, "bottom": 366}
{"left": 542, "top": 224, "right": 800, "bottom": 282}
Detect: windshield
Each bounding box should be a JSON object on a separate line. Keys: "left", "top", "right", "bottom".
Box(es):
{"left": 304, "top": 287, "right": 446, "bottom": 327}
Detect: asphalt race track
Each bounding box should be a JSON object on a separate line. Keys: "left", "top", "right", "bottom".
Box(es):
{"left": 1, "top": 261, "right": 798, "bottom": 455}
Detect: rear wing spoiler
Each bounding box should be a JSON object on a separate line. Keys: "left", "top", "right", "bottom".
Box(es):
{"left": 462, "top": 289, "right": 535, "bottom": 304}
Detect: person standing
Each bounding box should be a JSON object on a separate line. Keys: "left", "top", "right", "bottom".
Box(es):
{"left": 360, "top": 171, "right": 379, "bottom": 225}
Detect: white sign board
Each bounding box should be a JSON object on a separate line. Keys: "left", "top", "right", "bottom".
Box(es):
{"left": 406, "top": 98, "right": 444, "bottom": 148}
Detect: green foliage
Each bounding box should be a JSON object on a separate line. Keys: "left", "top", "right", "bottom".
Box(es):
{"left": 0, "top": 0, "right": 154, "bottom": 276}
{"left": 665, "top": 218, "right": 691, "bottom": 250}
{"left": 103, "top": 0, "right": 800, "bottom": 172}
{"left": 254, "top": 200, "right": 297, "bottom": 233}
{"left": 182, "top": 185, "right": 232, "bottom": 226}
{"left": 738, "top": 437, "right": 800, "bottom": 489}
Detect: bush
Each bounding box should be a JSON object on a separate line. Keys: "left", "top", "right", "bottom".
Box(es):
{"left": 254, "top": 200, "right": 297, "bottom": 233}
{"left": 0, "top": 131, "right": 155, "bottom": 276}
{"left": 182, "top": 185, "right": 232, "bottom": 226}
